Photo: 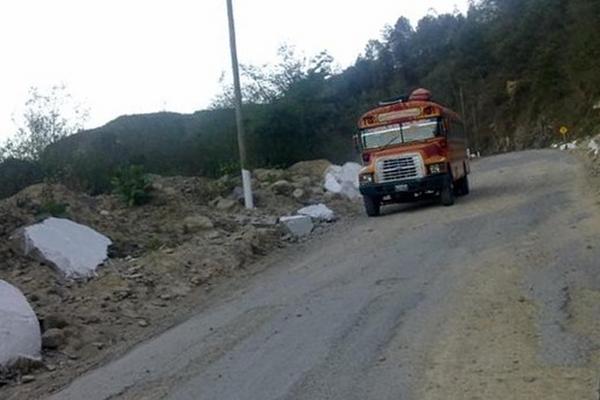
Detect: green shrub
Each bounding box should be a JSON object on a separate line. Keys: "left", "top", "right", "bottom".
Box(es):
{"left": 111, "top": 165, "right": 152, "bottom": 206}
{"left": 38, "top": 201, "right": 68, "bottom": 218}
{"left": 218, "top": 160, "right": 241, "bottom": 177}
{"left": 37, "top": 183, "right": 68, "bottom": 218}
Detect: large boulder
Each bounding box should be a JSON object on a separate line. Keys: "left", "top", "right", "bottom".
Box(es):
{"left": 11, "top": 217, "right": 112, "bottom": 279}
{"left": 0, "top": 280, "right": 41, "bottom": 369}
{"left": 323, "top": 162, "right": 362, "bottom": 200}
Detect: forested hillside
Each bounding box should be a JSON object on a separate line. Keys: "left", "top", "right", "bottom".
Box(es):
{"left": 3, "top": 0, "right": 600, "bottom": 197}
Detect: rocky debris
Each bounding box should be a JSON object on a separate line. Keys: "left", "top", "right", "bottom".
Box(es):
{"left": 211, "top": 197, "right": 237, "bottom": 211}
{"left": 182, "top": 215, "right": 214, "bottom": 233}
{"left": 288, "top": 159, "right": 332, "bottom": 177}
{"left": 41, "top": 328, "right": 66, "bottom": 350}
{"left": 279, "top": 215, "right": 314, "bottom": 237}
{"left": 271, "top": 180, "right": 294, "bottom": 196}
{"left": 11, "top": 217, "right": 112, "bottom": 279}
{"left": 324, "top": 162, "right": 362, "bottom": 200}
{"left": 0, "top": 160, "right": 362, "bottom": 394}
{"left": 0, "top": 280, "right": 41, "bottom": 369}
{"left": 254, "top": 169, "right": 286, "bottom": 182}
{"left": 42, "top": 313, "right": 69, "bottom": 330}
{"left": 20, "top": 374, "right": 35, "bottom": 384}
{"left": 292, "top": 188, "right": 308, "bottom": 202}
{"left": 298, "top": 204, "right": 336, "bottom": 222}
{"left": 239, "top": 226, "right": 280, "bottom": 256}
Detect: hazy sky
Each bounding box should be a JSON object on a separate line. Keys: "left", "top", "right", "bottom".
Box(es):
{"left": 0, "top": 0, "right": 468, "bottom": 140}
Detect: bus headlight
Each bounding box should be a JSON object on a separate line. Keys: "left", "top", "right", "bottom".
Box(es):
{"left": 359, "top": 173, "right": 374, "bottom": 185}
{"left": 428, "top": 163, "right": 446, "bottom": 174}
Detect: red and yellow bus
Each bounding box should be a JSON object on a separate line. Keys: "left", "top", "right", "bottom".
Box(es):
{"left": 356, "top": 88, "right": 470, "bottom": 216}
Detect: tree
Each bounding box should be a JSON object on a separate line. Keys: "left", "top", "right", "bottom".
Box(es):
{"left": 1, "top": 85, "right": 89, "bottom": 161}
{"left": 210, "top": 44, "right": 334, "bottom": 108}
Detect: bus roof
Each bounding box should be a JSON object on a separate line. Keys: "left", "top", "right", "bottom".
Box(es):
{"left": 357, "top": 98, "right": 462, "bottom": 130}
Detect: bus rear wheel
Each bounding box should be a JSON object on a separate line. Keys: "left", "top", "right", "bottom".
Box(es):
{"left": 440, "top": 176, "right": 455, "bottom": 206}
{"left": 363, "top": 195, "right": 381, "bottom": 217}
{"left": 455, "top": 174, "right": 470, "bottom": 196}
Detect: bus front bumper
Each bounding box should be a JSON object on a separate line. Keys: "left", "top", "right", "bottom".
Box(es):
{"left": 359, "top": 174, "right": 447, "bottom": 198}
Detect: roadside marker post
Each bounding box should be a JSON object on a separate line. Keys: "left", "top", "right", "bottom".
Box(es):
{"left": 559, "top": 126, "right": 569, "bottom": 142}
{"left": 226, "top": 0, "right": 254, "bottom": 209}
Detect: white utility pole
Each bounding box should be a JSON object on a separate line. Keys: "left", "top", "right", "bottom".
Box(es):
{"left": 226, "top": 0, "right": 254, "bottom": 208}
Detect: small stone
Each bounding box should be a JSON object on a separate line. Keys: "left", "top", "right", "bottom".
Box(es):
{"left": 292, "top": 188, "right": 307, "bottom": 201}
{"left": 160, "top": 294, "right": 172, "bottom": 300}
{"left": 215, "top": 198, "right": 237, "bottom": 211}
{"left": 182, "top": 215, "right": 214, "bottom": 233}
{"left": 378, "top": 356, "right": 387, "bottom": 362}
{"left": 99, "top": 210, "right": 110, "bottom": 216}
{"left": 523, "top": 376, "right": 537, "bottom": 383}
{"left": 83, "top": 313, "right": 101, "bottom": 324}
{"left": 42, "top": 328, "right": 66, "bottom": 349}
{"left": 190, "top": 276, "right": 206, "bottom": 286}
{"left": 270, "top": 180, "right": 294, "bottom": 196}
{"left": 21, "top": 375, "right": 35, "bottom": 384}
{"left": 92, "top": 342, "right": 104, "bottom": 350}
{"left": 43, "top": 313, "right": 69, "bottom": 330}
{"left": 45, "top": 364, "right": 57, "bottom": 371}
{"left": 137, "top": 319, "right": 149, "bottom": 327}
{"left": 206, "top": 230, "right": 221, "bottom": 240}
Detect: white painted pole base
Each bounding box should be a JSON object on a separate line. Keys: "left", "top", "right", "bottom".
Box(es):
{"left": 241, "top": 169, "right": 254, "bottom": 209}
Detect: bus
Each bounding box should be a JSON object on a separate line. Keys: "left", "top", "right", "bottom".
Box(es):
{"left": 356, "top": 88, "right": 470, "bottom": 217}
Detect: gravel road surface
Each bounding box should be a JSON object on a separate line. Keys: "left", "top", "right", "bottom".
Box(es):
{"left": 48, "top": 150, "right": 600, "bottom": 400}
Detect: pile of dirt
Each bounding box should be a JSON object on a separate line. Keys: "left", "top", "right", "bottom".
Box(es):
{"left": 0, "top": 159, "right": 361, "bottom": 396}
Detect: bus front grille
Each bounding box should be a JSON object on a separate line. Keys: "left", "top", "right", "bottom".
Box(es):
{"left": 376, "top": 154, "right": 424, "bottom": 183}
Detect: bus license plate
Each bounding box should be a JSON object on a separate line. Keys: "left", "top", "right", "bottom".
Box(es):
{"left": 395, "top": 184, "right": 408, "bottom": 192}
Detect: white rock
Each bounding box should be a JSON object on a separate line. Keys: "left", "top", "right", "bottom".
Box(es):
{"left": 588, "top": 135, "right": 600, "bottom": 156}
{"left": 559, "top": 140, "right": 577, "bottom": 150}
{"left": 324, "top": 173, "right": 342, "bottom": 193}
{"left": 298, "top": 204, "right": 336, "bottom": 222}
{"left": 279, "top": 215, "right": 313, "bottom": 237}
{"left": 0, "top": 280, "right": 41, "bottom": 368}
{"left": 11, "top": 217, "right": 112, "bottom": 279}
{"left": 323, "top": 162, "right": 362, "bottom": 200}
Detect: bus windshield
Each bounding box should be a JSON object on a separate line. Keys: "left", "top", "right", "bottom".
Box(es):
{"left": 361, "top": 118, "right": 439, "bottom": 149}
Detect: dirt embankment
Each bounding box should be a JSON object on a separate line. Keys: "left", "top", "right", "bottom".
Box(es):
{"left": 0, "top": 159, "right": 360, "bottom": 398}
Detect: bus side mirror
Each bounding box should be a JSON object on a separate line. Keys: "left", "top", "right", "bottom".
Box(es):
{"left": 353, "top": 134, "right": 361, "bottom": 152}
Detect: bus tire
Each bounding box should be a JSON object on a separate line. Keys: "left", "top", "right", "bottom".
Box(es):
{"left": 440, "top": 176, "right": 455, "bottom": 206}
{"left": 457, "top": 174, "right": 470, "bottom": 196}
{"left": 363, "top": 195, "right": 381, "bottom": 217}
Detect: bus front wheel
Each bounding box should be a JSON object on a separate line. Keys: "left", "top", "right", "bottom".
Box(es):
{"left": 363, "top": 195, "right": 381, "bottom": 217}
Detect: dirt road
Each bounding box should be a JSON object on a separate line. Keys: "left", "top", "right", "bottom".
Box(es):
{"left": 47, "top": 150, "right": 600, "bottom": 400}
